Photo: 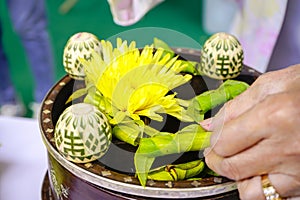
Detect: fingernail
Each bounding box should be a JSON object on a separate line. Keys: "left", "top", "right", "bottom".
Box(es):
{"left": 199, "top": 118, "right": 213, "bottom": 130}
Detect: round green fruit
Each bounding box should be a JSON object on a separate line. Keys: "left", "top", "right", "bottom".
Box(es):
{"left": 54, "top": 103, "right": 112, "bottom": 163}
{"left": 63, "top": 32, "right": 102, "bottom": 80}
{"left": 200, "top": 32, "right": 244, "bottom": 80}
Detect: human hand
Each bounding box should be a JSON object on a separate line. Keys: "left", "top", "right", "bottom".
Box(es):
{"left": 202, "top": 65, "right": 300, "bottom": 199}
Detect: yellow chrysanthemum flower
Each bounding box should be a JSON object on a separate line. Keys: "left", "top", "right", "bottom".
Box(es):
{"left": 81, "top": 38, "right": 193, "bottom": 124}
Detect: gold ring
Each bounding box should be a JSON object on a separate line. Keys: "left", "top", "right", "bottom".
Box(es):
{"left": 261, "top": 174, "right": 283, "bottom": 200}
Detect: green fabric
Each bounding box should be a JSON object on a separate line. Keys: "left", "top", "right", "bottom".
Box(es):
{"left": 0, "top": 0, "right": 209, "bottom": 117}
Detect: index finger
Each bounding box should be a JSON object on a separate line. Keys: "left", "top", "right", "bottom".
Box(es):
{"left": 210, "top": 93, "right": 275, "bottom": 157}
{"left": 201, "top": 69, "right": 293, "bottom": 131}
{"left": 200, "top": 83, "right": 261, "bottom": 131}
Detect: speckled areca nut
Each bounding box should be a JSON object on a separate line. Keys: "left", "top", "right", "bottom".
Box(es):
{"left": 54, "top": 103, "right": 112, "bottom": 163}
{"left": 63, "top": 32, "right": 102, "bottom": 80}
{"left": 200, "top": 32, "right": 244, "bottom": 80}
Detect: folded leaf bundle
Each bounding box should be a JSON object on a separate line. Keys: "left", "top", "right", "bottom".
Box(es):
{"left": 147, "top": 160, "right": 205, "bottom": 181}
{"left": 134, "top": 124, "right": 211, "bottom": 186}
{"left": 187, "top": 79, "right": 249, "bottom": 121}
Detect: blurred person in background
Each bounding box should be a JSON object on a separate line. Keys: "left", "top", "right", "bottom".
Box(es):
{"left": 108, "top": 0, "right": 300, "bottom": 73}
{"left": 227, "top": 0, "right": 300, "bottom": 73}
{"left": 0, "top": 0, "right": 54, "bottom": 117}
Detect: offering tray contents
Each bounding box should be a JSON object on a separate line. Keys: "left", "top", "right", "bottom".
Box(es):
{"left": 39, "top": 32, "right": 260, "bottom": 199}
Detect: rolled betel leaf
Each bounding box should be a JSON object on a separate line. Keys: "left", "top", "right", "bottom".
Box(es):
{"left": 63, "top": 32, "right": 102, "bottom": 80}
{"left": 200, "top": 32, "right": 244, "bottom": 80}
{"left": 186, "top": 79, "right": 249, "bottom": 122}
{"left": 134, "top": 124, "right": 211, "bottom": 186}
{"left": 147, "top": 160, "right": 205, "bottom": 181}
{"left": 54, "top": 103, "right": 112, "bottom": 163}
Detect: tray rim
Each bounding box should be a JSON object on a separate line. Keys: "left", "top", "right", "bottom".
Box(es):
{"left": 41, "top": 129, "right": 237, "bottom": 199}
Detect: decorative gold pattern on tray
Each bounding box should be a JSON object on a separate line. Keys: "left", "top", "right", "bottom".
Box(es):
{"left": 214, "top": 177, "right": 223, "bottom": 184}
{"left": 46, "top": 128, "right": 54, "bottom": 133}
{"left": 191, "top": 180, "right": 201, "bottom": 187}
{"left": 43, "top": 118, "right": 51, "bottom": 123}
{"left": 124, "top": 177, "right": 133, "bottom": 183}
{"left": 43, "top": 110, "right": 51, "bottom": 114}
{"left": 59, "top": 82, "right": 66, "bottom": 86}
{"left": 84, "top": 163, "right": 93, "bottom": 169}
{"left": 49, "top": 169, "right": 69, "bottom": 200}
{"left": 165, "top": 181, "right": 173, "bottom": 188}
{"left": 45, "top": 100, "right": 54, "bottom": 105}
{"left": 101, "top": 170, "right": 112, "bottom": 176}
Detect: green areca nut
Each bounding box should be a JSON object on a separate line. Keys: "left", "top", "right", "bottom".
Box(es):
{"left": 63, "top": 32, "right": 102, "bottom": 80}
{"left": 54, "top": 103, "right": 112, "bottom": 163}
{"left": 200, "top": 32, "right": 244, "bottom": 80}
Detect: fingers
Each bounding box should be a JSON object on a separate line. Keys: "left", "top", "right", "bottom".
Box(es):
{"left": 237, "top": 176, "right": 265, "bottom": 200}
{"left": 209, "top": 94, "right": 276, "bottom": 158}
{"left": 199, "top": 117, "right": 212, "bottom": 130}
{"left": 206, "top": 92, "right": 300, "bottom": 179}
{"left": 236, "top": 174, "right": 300, "bottom": 200}
{"left": 198, "top": 91, "right": 259, "bottom": 132}
{"left": 199, "top": 78, "right": 265, "bottom": 131}
{"left": 210, "top": 89, "right": 300, "bottom": 158}
{"left": 288, "top": 197, "right": 300, "bottom": 200}
{"left": 199, "top": 79, "right": 271, "bottom": 132}
{"left": 204, "top": 66, "right": 300, "bottom": 199}
{"left": 269, "top": 174, "right": 300, "bottom": 197}
{"left": 206, "top": 94, "right": 300, "bottom": 180}
{"left": 205, "top": 91, "right": 300, "bottom": 199}
{"left": 205, "top": 139, "right": 282, "bottom": 181}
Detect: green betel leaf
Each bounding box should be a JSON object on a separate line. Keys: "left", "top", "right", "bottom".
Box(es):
{"left": 134, "top": 124, "right": 211, "bottom": 185}
{"left": 153, "top": 37, "right": 175, "bottom": 57}
{"left": 222, "top": 79, "right": 249, "bottom": 98}
{"left": 147, "top": 160, "right": 205, "bottom": 181}
{"left": 112, "top": 120, "right": 143, "bottom": 146}
{"left": 148, "top": 169, "right": 175, "bottom": 181}
{"left": 153, "top": 38, "right": 201, "bottom": 75}
{"left": 180, "top": 61, "right": 200, "bottom": 75}
{"left": 66, "top": 88, "right": 87, "bottom": 104}
{"left": 134, "top": 154, "right": 155, "bottom": 187}
{"left": 187, "top": 79, "right": 249, "bottom": 121}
